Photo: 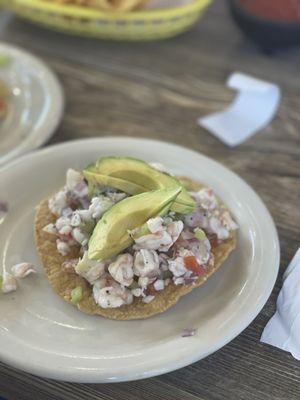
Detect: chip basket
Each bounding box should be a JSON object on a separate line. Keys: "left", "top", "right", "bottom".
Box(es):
{"left": 0, "top": 0, "right": 213, "bottom": 40}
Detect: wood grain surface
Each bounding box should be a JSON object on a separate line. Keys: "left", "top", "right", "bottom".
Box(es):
{"left": 0, "top": 1, "right": 300, "bottom": 399}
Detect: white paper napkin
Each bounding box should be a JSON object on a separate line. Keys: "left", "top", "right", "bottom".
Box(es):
{"left": 261, "top": 248, "right": 300, "bottom": 359}
{"left": 198, "top": 72, "right": 281, "bottom": 147}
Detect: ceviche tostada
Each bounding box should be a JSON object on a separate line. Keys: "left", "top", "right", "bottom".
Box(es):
{"left": 34, "top": 157, "right": 238, "bottom": 320}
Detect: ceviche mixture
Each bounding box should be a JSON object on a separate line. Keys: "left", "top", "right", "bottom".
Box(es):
{"left": 38, "top": 166, "right": 238, "bottom": 308}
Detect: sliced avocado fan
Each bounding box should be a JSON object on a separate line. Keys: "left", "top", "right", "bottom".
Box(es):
{"left": 83, "top": 157, "right": 196, "bottom": 214}
{"left": 88, "top": 186, "right": 181, "bottom": 261}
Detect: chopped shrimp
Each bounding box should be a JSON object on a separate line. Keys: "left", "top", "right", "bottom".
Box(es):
{"left": 134, "top": 219, "right": 183, "bottom": 252}
{"left": 138, "top": 276, "right": 149, "bottom": 288}
{"left": 174, "top": 277, "right": 185, "bottom": 285}
{"left": 180, "top": 236, "right": 211, "bottom": 265}
{"left": 208, "top": 216, "right": 230, "bottom": 240}
{"left": 2, "top": 272, "right": 18, "bottom": 293}
{"left": 186, "top": 187, "right": 237, "bottom": 241}
{"left": 167, "top": 221, "right": 184, "bottom": 241}
{"left": 75, "top": 251, "right": 106, "bottom": 284}
{"left": 66, "top": 169, "right": 84, "bottom": 192}
{"left": 131, "top": 288, "right": 144, "bottom": 297}
{"left": 61, "top": 207, "right": 73, "bottom": 218}
{"left": 220, "top": 209, "right": 238, "bottom": 231}
{"left": 11, "top": 263, "right": 36, "bottom": 278}
{"left": 185, "top": 208, "right": 237, "bottom": 241}
{"left": 191, "top": 188, "right": 218, "bottom": 210}
{"left": 133, "top": 231, "right": 173, "bottom": 251}
{"left": 72, "top": 227, "right": 88, "bottom": 246}
{"left": 133, "top": 249, "right": 160, "bottom": 278}
{"left": 147, "top": 217, "right": 164, "bottom": 233}
{"left": 70, "top": 212, "right": 81, "bottom": 227}
{"left": 48, "top": 189, "right": 68, "bottom": 216}
{"left": 59, "top": 225, "right": 72, "bottom": 236}
{"left": 66, "top": 169, "right": 89, "bottom": 199}
{"left": 142, "top": 295, "right": 155, "bottom": 304}
{"left": 89, "top": 196, "right": 114, "bottom": 220}
{"left": 178, "top": 247, "right": 195, "bottom": 258}
{"left": 133, "top": 217, "right": 184, "bottom": 252}
{"left": 108, "top": 254, "right": 134, "bottom": 287}
{"left": 159, "top": 221, "right": 184, "bottom": 251}
{"left": 168, "top": 256, "right": 187, "bottom": 277}
{"left": 77, "top": 209, "right": 93, "bottom": 223}
{"left": 55, "top": 216, "right": 72, "bottom": 231}
{"left": 138, "top": 276, "right": 157, "bottom": 288}
{"left": 93, "top": 276, "right": 133, "bottom": 308}
{"left": 56, "top": 239, "right": 70, "bottom": 256}
{"left": 184, "top": 209, "right": 208, "bottom": 229}
{"left": 154, "top": 279, "right": 164, "bottom": 291}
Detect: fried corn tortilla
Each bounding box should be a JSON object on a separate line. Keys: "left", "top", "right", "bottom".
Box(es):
{"left": 34, "top": 177, "right": 236, "bottom": 320}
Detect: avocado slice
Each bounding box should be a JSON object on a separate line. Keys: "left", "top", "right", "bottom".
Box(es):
{"left": 83, "top": 157, "right": 196, "bottom": 214}
{"left": 84, "top": 164, "right": 145, "bottom": 196}
{"left": 88, "top": 186, "right": 181, "bottom": 261}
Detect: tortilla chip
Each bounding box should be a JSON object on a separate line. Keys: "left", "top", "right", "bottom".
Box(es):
{"left": 34, "top": 178, "right": 236, "bottom": 320}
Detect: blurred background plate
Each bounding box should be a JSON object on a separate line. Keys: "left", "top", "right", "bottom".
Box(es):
{"left": 0, "top": 42, "right": 64, "bottom": 166}
{"left": 0, "top": 0, "right": 212, "bottom": 41}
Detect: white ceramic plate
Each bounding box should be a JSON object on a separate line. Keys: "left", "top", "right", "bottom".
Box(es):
{"left": 0, "top": 42, "right": 64, "bottom": 166}
{"left": 0, "top": 137, "right": 279, "bottom": 383}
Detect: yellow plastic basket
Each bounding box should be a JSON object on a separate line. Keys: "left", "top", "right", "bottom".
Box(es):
{"left": 0, "top": 0, "right": 213, "bottom": 40}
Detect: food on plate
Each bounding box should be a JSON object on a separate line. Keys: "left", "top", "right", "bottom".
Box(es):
{"left": 1, "top": 263, "right": 36, "bottom": 294}
{"left": 0, "top": 80, "right": 9, "bottom": 120}
{"left": 84, "top": 157, "right": 195, "bottom": 214}
{"left": 88, "top": 186, "right": 182, "bottom": 260}
{"left": 11, "top": 263, "right": 36, "bottom": 278}
{"left": 45, "top": 0, "right": 150, "bottom": 11}
{"left": 35, "top": 156, "right": 238, "bottom": 320}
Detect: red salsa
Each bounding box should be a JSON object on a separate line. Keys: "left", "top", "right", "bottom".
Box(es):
{"left": 237, "top": 0, "right": 300, "bottom": 22}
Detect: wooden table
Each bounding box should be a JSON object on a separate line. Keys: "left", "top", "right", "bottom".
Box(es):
{"left": 1, "top": 1, "right": 300, "bottom": 399}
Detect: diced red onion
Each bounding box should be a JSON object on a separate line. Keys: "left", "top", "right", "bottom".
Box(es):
{"left": 183, "top": 276, "right": 198, "bottom": 285}
{"left": 74, "top": 181, "right": 87, "bottom": 193}
{"left": 187, "top": 238, "right": 200, "bottom": 244}
{"left": 181, "top": 328, "right": 197, "bottom": 337}
{"left": 79, "top": 196, "right": 91, "bottom": 210}
{"left": 0, "top": 201, "right": 8, "bottom": 213}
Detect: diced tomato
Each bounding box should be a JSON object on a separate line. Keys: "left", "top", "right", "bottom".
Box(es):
{"left": 184, "top": 256, "right": 205, "bottom": 276}
{"left": 208, "top": 234, "right": 219, "bottom": 248}
{"left": 146, "top": 283, "right": 156, "bottom": 296}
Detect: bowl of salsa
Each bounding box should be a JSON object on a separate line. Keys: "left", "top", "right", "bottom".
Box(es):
{"left": 229, "top": 0, "right": 300, "bottom": 51}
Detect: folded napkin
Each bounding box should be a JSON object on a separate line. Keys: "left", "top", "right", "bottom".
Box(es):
{"left": 198, "top": 72, "right": 281, "bottom": 147}
{"left": 261, "top": 248, "right": 300, "bottom": 359}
